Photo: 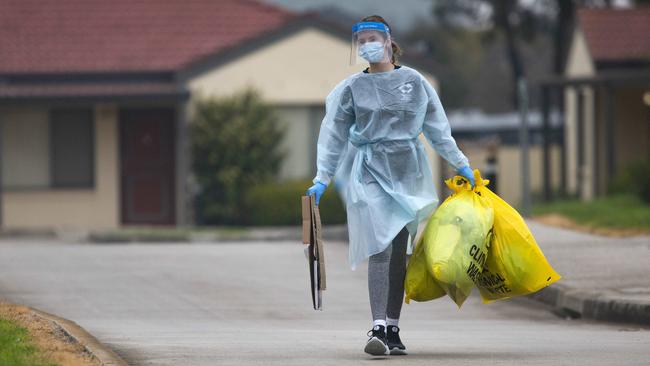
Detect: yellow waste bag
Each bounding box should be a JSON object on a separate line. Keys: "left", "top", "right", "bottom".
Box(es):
{"left": 472, "top": 170, "right": 561, "bottom": 303}
{"left": 423, "top": 175, "right": 494, "bottom": 307}
{"left": 404, "top": 226, "right": 446, "bottom": 304}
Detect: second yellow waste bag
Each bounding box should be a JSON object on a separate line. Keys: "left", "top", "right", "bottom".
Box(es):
{"left": 472, "top": 170, "right": 561, "bottom": 303}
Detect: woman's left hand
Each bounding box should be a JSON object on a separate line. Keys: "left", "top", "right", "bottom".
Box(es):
{"left": 306, "top": 181, "right": 328, "bottom": 205}
{"left": 456, "top": 166, "right": 475, "bottom": 188}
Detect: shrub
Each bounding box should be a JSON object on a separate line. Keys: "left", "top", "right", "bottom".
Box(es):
{"left": 609, "top": 160, "right": 650, "bottom": 204}
{"left": 191, "top": 90, "right": 285, "bottom": 225}
{"left": 245, "top": 180, "right": 347, "bottom": 226}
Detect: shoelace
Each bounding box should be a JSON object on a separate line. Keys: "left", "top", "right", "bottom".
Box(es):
{"left": 367, "top": 326, "right": 383, "bottom": 338}
{"left": 387, "top": 327, "right": 404, "bottom": 348}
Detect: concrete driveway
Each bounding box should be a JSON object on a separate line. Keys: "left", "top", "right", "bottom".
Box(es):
{"left": 0, "top": 234, "right": 648, "bottom": 365}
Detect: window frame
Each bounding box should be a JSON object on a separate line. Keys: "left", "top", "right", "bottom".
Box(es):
{"left": 48, "top": 108, "right": 96, "bottom": 189}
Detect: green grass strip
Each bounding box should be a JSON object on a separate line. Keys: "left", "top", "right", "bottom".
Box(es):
{"left": 533, "top": 194, "right": 650, "bottom": 230}
{"left": 0, "top": 318, "right": 58, "bottom": 366}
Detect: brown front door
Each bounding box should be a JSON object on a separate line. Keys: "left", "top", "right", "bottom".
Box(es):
{"left": 120, "top": 108, "right": 175, "bottom": 225}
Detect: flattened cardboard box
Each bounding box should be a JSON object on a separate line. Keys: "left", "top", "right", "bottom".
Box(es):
{"left": 301, "top": 195, "right": 326, "bottom": 310}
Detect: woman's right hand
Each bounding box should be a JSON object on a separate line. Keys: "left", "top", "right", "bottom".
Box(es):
{"left": 306, "top": 181, "right": 328, "bottom": 205}
{"left": 456, "top": 165, "right": 475, "bottom": 188}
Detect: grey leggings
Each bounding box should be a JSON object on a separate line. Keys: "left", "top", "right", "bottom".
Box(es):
{"left": 368, "top": 227, "right": 409, "bottom": 321}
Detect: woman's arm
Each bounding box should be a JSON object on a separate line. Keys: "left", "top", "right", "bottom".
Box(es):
{"left": 420, "top": 79, "right": 469, "bottom": 170}
{"left": 313, "top": 83, "right": 355, "bottom": 186}
{"left": 420, "top": 77, "right": 475, "bottom": 186}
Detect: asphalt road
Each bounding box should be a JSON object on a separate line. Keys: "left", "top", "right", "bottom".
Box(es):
{"left": 0, "top": 237, "right": 648, "bottom": 366}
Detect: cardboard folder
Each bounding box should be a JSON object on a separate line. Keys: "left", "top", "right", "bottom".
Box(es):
{"left": 301, "top": 195, "right": 326, "bottom": 310}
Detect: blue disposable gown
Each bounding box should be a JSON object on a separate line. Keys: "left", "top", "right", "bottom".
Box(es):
{"left": 314, "top": 66, "right": 469, "bottom": 269}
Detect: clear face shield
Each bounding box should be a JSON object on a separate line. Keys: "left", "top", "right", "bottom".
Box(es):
{"left": 350, "top": 22, "right": 393, "bottom": 65}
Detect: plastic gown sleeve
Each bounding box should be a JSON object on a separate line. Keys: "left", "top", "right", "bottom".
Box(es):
{"left": 421, "top": 79, "right": 469, "bottom": 170}
{"left": 313, "top": 83, "right": 355, "bottom": 186}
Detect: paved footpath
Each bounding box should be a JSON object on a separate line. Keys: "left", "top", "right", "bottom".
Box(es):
{"left": 527, "top": 221, "right": 650, "bottom": 323}
{"left": 0, "top": 222, "right": 649, "bottom": 366}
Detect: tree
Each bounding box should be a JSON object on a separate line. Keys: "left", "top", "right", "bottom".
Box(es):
{"left": 553, "top": 0, "right": 577, "bottom": 74}
{"left": 405, "top": 26, "right": 484, "bottom": 109}
{"left": 191, "top": 90, "right": 285, "bottom": 225}
{"left": 434, "top": 0, "right": 632, "bottom": 86}
{"left": 433, "top": 0, "right": 559, "bottom": 108}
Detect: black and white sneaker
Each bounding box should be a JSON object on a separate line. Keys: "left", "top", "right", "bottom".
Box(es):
{"left": 364, "top": 325, "right": 389, "bottom": 356}
{"left": 387, "top": 325, "right": 407, "bottom": 355}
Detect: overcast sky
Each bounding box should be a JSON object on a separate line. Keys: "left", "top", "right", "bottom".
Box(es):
{"left": 261, "top": 0, "right": 435, "bottom": 33}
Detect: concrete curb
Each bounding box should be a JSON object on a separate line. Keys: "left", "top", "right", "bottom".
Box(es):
{"left": 528, "top": 284, "right": 650, "bottom": 326}
{"left": 1, "top": 225, "right": 351, "bottom": 244}
{"left": 30, "top": 307, "right": 128, "bottom": 366}
{"left": 87, "top": 225, "right": 349, "bottom": 244}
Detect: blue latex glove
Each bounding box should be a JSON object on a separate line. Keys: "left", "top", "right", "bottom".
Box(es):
{"left": 457, "top": 166, "right": 475, "bottom": 188}
{"left": 306, "top": 181, "right": 327, "bottom": 205}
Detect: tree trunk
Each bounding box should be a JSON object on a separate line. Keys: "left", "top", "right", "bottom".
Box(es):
{"left": 553, "top": 0, "right": 576, "bottom": 75}
{"left": 494, "top": 0, "right": 525, "bottom": 108}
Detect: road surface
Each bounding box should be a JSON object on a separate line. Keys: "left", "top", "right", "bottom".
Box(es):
{"left": 0, "top": 238, "right": 648, "bottom": 365}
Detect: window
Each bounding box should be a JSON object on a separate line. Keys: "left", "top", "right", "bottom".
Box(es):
{"left": 0, "top": 108, "right": 94, "bottom": 189}
{"left": 1, "top": 109, "right": 50, "bottom": 189}
{"left": 50, "top": 109, "right": 94, "bottom": 188}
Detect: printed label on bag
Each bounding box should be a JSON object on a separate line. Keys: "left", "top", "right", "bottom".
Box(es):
{"left": 476, "top": 266, "right": 511, "bottom": 295}
{"left": 464, "top": 229, "right": 512, "bottom": 295}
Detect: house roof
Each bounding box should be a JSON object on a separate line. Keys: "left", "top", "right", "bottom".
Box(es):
{"left": 0, "top": 81, "right": 188, "bottom": 102}
{"left": 0, "top": 0, "right": 295, "bottom": 74}
{"left": 579, "top": 7, "right": 650, "bottom": 63}
{"left": 0, "top": 1, "right": 439, "bottom": 102}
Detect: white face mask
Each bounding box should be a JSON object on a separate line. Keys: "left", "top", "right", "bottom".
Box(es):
{"left": 358, "top": 42, "right": 385, "bottom": 63}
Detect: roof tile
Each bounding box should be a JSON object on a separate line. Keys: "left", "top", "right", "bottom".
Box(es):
{"left": 579, "top": 7, "right": 650, "bottom": 62}
{"left": 0, "top": 0, "right": 295, "bottom": 73}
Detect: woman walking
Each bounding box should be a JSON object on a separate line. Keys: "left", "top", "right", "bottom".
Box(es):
{"left": 306, "top": 15, "right": 474, "bottom": 356}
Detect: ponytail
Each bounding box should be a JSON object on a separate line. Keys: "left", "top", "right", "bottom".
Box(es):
{"left": 391, "top": 40, "right": 403, "bottom": 65}
{"left": 361, "top": 15, "right": 402, "bottom": 65}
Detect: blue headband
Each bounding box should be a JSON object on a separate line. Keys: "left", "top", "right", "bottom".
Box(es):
{"left": 352, "top": 21, "right": 390, "bottom": 34}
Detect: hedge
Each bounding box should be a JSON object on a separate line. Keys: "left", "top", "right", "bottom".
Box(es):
{"left": 244, "top": 179, "right": 347, "bottom": 226}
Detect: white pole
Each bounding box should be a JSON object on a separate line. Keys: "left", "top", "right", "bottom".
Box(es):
{"left": 518, "top": 78, "right": 531, "bottom": 216}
